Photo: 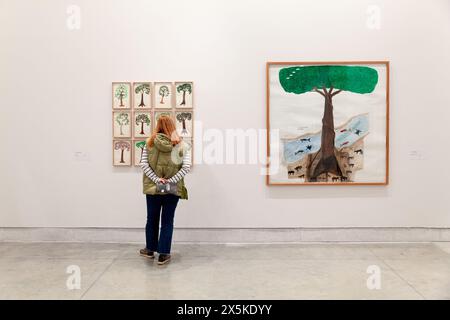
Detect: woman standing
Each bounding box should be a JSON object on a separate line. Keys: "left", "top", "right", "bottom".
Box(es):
{"left": 139, "top": 115, "right": 191, "bottom": 265}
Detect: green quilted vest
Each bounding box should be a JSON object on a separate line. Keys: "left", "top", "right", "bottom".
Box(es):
{"left": 142, "top": 133, "right": 188, "bottom": 200}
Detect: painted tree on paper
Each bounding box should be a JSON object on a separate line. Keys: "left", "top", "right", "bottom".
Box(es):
{"left": 114, "top": 141, "right": 131, "bottom": 163}
{"left": 177, "top": 83, "right": 192, "bottom": 106}
{"left": 159, "top": 85, "right": 170, "bottom": 104}
{"left": 115, "top": 84, "right": 128, "bottom": 107}
{"left": 135, "top": 113, "right": 150, "bottom": 135}
{"left": 279, "top": 65, "right": 378, "bottom": 179}
{"left": 135, "top": 83, "right": 150, "bottom": 107}
{"left": 115, "top": 113, "right": 129, "bottom": 135}
{"left": 176, "top": 112, "right": 192, "bottom": 134}
{"left": 135, "top": 141, "right": 146, "bottom": 160}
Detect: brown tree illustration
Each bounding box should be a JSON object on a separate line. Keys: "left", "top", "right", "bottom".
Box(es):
{"left": 115, "top": 84, "right": 128, "bottom": 107}
{"left": 135, "top": 83, "right": 150, "bottom": 107}
{"left": 135, "top": 113, "right": 150, "bottom": 135}
{"left": 135, "top": 141, "right": 146, "bottom": 161}
{"left": 115, "top": 113, "right": 129, "bottom": 136}
{"left": 177, "top": 83, "right": 192, "bottom": 106}
{"left": 114, "top": 141, "right": 131, "bottom": 163}
{"left": 176, "top": 112, "right": 192, "bottom": 135}
{"left": 159, "top": 85, "right": 170, "bottom": 104}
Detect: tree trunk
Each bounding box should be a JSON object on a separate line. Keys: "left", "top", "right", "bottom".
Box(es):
{"left": 120, "top": 95, "right": 124, "bottom": 107}
{"left": 160, "top": 95, "right": 164, "bottom": 104}
{"left": 181, "top": 91, "right": 186, "bottom": 105}
{"left": 120, "top": 149, "right": 125, "bottom": 163}
{"left": 309, "top": 93, "right": 342, "bottom": 179}
{"left": 120, "top": 125, "right": 123, "bottom": 135}
{"left": 140, "top": 122, "right": 145, "bottom": 134}
{"left": 182, "top": 119, "right": 186, "bottom": 130}
{"left": 139, "top": 93, "right": 145, "bottom": 107}
{"left": 320, "top": 95, "right": 336, "bottom": 162}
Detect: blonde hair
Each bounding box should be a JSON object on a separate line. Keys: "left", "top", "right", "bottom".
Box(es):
{"left": 147, "top": 115, "right": 181, "bottom": 148}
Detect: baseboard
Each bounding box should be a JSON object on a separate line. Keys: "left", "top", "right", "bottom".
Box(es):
{"left": 0, "top": 227, "right": 449, "bottom": 243}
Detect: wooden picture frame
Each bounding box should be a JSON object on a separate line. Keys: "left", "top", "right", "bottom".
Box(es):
{"left": 175, "top": 110, "right": 193, "bottom": 138}
{"left": 175, "top": 81, "right": 194, "bottom": 108}
{"left": 133, "top": 139, "right": 147, "bottom": 166}
{"left": 132, "top": 82, "right": 152, "bottom": 110}
{"left": 113, "top": 111, "right": 132, "bottom": 138}
{"left": 266, "top": 61, "right": 389, "bottom": 186}
{"left": 112, "top": 82, "right": 131, "bottom": 109}
{"left": 133, "top": 111, "right": 152, "bottom": 138}
{"left": 113, "top": 140, "right": 132, "bottom": 166}
{"left": 154, "top": 82, "right": 174, "bottom": 109}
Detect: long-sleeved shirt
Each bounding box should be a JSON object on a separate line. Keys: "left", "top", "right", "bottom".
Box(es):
{"left": 140, "top": 145, "right": 191, "bottom": 183}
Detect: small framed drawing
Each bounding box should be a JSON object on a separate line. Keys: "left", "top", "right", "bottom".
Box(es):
{"left": 175, "top": 82, "right": 193, "bottom": 108}
{"left": 113, "top": 140, "right": 132, "bottom": 166}
{"left": 154, "top": 82, "right": 173, "bottom": 108}
{"left": 134, "top": 140, "right": 147, "bottom": 166}
{"left": 155, "top": 110, "right": 173, "bottom": 123}
{"left": 175, "top": 111, "right": 193, "bottom": 137}
{"left": 112, "top": 82, "right": 131, "bottom": 109}
{"left": 133, "top": 82, "right": 152, "bottom": 109}
{"left": 133, "top": 111, "right": 152, "bottom": 138}
{"left": 113, "top": 111, "right": 131, "bottom": 138}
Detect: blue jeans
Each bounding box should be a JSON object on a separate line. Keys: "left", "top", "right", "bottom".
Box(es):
{"left": 145, "top": 194, "right": 179, "bottom": 254}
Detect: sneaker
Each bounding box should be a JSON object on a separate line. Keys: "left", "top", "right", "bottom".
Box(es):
{"left": 139, "top": 248, "right": 155, "bottom": 259}
{"left": 157, "top": 254, "right": 171, "bottom": 265}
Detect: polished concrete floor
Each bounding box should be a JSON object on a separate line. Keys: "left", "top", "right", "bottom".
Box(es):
{"left": 0, "top": 242, "right": 449, "bottom": 299}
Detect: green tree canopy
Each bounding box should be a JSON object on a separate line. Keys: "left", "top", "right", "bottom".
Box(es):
{"left": 279, "top": 65, "right": 378, "bottom": 95}
{"left": 176, "top": 112, "right": 192, "bottom": 122}
{"left": 159, "top": 85, "right": 169, "bottom": 96}
{"left": 116, "top": 113, "right": 129, "bottom": 125}
{"left": 135, "top": 113, "right": 150, "bottom": 125}
{"left": 135, "top": 141, "right": 146, "bottom": 149}
{"left": 115, "top": 85, "right": 128, "bottom": 98}
{"left": 177, "top": 83, "right": 192, "bottom": 94}
{"left": 135, "top": 83, "right": 150, "bottom": 94}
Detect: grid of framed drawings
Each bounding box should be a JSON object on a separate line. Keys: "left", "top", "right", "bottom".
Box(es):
{"left": 112, "top": 81, "right": 194, "bottom": 166}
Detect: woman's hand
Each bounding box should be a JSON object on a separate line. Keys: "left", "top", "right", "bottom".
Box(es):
{"left": 158, "top": 178, "right": 168, "bottom": 184}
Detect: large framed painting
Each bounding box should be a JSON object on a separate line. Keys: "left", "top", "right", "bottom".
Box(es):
{"left": 266, "top": 61, "right": 389, "bottom": 185}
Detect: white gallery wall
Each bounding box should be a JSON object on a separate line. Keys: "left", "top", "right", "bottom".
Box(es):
{"left": 0, "top": 0, "right": 449, "bottom": 228}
